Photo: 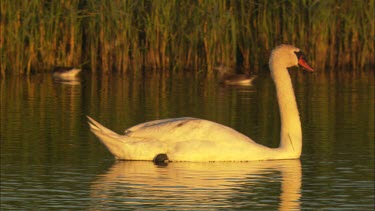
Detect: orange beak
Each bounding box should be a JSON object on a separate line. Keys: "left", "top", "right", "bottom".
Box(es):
{"left": 298, "top": 57, "right": 314, "bottom": 72}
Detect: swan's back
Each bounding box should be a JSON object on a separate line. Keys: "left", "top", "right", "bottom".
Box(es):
{"left": 124, "top": 117, "right": 254, "bottom": 145}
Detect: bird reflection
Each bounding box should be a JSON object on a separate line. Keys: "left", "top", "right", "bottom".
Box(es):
{"left": 90, "top": 160, "right": 301, "bottom": 210}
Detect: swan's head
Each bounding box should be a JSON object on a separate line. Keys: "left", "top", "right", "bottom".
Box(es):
{"left": 269, "top": 44, "right": 314, "bottom": 73}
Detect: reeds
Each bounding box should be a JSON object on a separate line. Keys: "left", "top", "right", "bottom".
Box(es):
{"left": 1, "top": 0, "right": 83, "bottom": 76}
{"left": 1, "top": 0, "right": 374, "bottom": 76}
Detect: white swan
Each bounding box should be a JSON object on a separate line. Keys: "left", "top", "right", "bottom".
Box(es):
{"left": 88, "top": 44, "right": 314, "bottom": 162}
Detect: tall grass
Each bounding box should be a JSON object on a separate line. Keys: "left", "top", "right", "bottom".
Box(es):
{"left": 1, "top": 0, "right": 83, "bottom": 76}
{"left": 1, "top": 0, "right": 374, "bottom": 76}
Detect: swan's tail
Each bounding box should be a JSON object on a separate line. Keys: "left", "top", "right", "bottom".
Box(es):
{"left": 87, "top": 116, "right": 128, "bottom": 159}
{"left": 87, "top": 116, "right": 119, "bottom": 136}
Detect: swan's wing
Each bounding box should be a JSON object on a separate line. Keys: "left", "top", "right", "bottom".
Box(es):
{"left": 125, "top": 117, "right": 196, "bottom": 133}
{"left": 125, "top": 117, "right": 195, "bottom": 132}
{"left": 124, "top": 117, "right": 255, "bottom": 144}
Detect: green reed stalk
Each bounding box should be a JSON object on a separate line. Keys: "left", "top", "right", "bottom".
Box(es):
{"left": 1, "top": 0, "right": 373, "bottom": 76}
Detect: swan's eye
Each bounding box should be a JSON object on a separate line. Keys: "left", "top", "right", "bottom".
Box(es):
{"left": 294, "top": 51, "right": 314, "bottom": 72}
{"left": 294, "top": 51, "right": 305, "bottom": 60}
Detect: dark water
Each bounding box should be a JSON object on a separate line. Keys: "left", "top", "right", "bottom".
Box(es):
{"left": 1, "top": 70, "right": 374, "bottom": 210}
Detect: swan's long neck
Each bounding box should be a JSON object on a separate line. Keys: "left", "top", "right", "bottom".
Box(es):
{"left": 270, "top": 63, "right": 302, "bottom": 158}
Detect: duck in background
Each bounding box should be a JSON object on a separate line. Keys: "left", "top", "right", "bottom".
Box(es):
{"left": 214, "top": 65, "right": 257, "bottom": 86}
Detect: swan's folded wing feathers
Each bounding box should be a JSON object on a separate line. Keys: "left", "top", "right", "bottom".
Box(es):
{"left": 124, "top": 117, "right": 256, "bottom": 145}
{"left": 124, "top": 117, "right": 197, "bottom": 135}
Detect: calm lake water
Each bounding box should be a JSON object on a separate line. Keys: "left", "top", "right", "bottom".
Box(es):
{"left": 1, "top": 69, "right": 374, "bottom": 210}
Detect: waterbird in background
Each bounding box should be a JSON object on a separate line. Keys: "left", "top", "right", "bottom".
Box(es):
{"left": 87, "top": 44, "right": 314, "bottom": 162}
{"left": 215, "top": 65, "right": 257, "bottom": 86}
{"left": 52, "top": 67, "right": 81, "bottom": 80}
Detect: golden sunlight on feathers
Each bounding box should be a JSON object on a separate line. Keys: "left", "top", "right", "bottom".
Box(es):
{"left": 87, "top": 44, "right": 313, "bottom": 162}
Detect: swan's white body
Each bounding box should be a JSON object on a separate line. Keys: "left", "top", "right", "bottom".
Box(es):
{"left": 88, "top": 45, "right": 314, "bottom": 162}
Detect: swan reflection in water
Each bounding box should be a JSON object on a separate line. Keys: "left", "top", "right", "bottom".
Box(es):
{"left": 90, "top": 159, "right": 301, "bottom": 210}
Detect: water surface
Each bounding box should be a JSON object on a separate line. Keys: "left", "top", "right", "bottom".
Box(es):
{"left": 1, "top": 70, "right": 374, "bottom": 210}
